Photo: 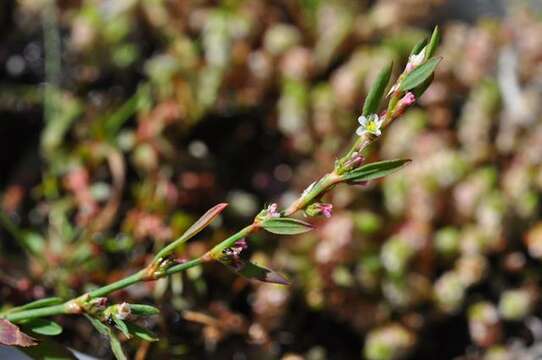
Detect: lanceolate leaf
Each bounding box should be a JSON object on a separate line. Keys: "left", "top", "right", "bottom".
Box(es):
{"left": 413, "top": 74, "right": 435, "bottom": 98}
{"left": 399, "top": 57, "right": 441, "bottom": 91}
{"left": 363, "top": 62, "right": 393, "bottom": 116}
{"left": 0, "top": 319, "right": 37, "bottom": 347}
{"left": 236, "top": 261, "right": 290, "bottom": 285}
{"left": 425, "top": 26, "right": 441, "bottom": 59}
{"left": 342, "top": 159, "right": 411, "bottom": 183}
{"left": 155, "top": 203, "right": 228, "bottom": 259}
{"left": 178, "top": 203, "right": 228, "bottom": 243}
{"left": 22, "top": 318, "right": 63, "bottom": 336}
{"left": 113, "top": 318, "right": 130, "bottom": 338}
{"left": 125, "top": 323, "right": 158, "bottom": 342}
{"left": 410, "top": 37, "right": 428, "bottom": 56}
{"left": 85, "top": 315, "right": 127, "bottom": 360}
{"left": 129, "top": 304, "right": 160, "bottom": 316}
{"left": 6, "top": 297, "right": 63, "bottom": 314}
{"left": 262, "top": 217, "right": 313, "bottom": 235}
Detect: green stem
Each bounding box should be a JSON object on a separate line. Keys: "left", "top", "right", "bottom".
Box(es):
{"left": 87, "top": 271, "right": 145, "bottom": 299}
{"left": 163, "top": 258, "right": 203, "bottom": 276}
{"left": 284, "top": 174, "right": 339, "bottom": 216}
{"left": 206, "top": 224, "right": 258, "bottom": 259}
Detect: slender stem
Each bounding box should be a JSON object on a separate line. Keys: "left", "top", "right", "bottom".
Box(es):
{"left": 87, "top": 271, "right": 145, "bottom": 299}
{"left": 163, "top": 258, "right": 203, "bottom": 276}
{"left": 206, "top": 224, "right": 259, "bottom": 259}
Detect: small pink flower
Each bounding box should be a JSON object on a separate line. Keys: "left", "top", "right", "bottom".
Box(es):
{"left": 345, "top": 152, "right": 365, "bottom": 169}
{"left": 306, "top": 202, "right": 333, "bottom": 218}
{"left": 267, "top": 203, "right": 280, "bottom": 218}
{"left": 223, "top": 239, "right": 248, "bottom": 270}
{"left": 320, "top": 203, "right": 333, "bottom": 218}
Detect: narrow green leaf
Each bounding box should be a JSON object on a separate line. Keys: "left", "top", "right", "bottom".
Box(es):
{"left": 0, "top": 319, "right": 37, "bottom": 347}
{"left": 155, "top": 203, "right": 228, "bottom": 259}
{"left": 342, "top": 159, "right": 411, "bottom": 183}
{"left": 130, "top": 304, "right": 160, "bottom": 316}
{"left": 425, "top": 26, "right": 441, "bottom": 59}
{"left": 125, "top": 323, "right": 158, "bottom": 342}
{"left": 217, "top": 256, "right": 290, "bottom": 285}
{"left": 410, "top": 37, "right": 428, "bottom": 56}
{"left": 237, "top": 261, "right": 290, "bottom": 285}
{"left": 181, "top": 203, "right": 228, "bottom": 241}
{"left": 113, "top": 318, "right": 130, "bottom": 338}
{"left": 85, "top": 315, "right": 127, "bottom": 360}
{"left": 362, "top": 62, "right": 393, "bottom": 116}
{"left": 22, "top": 319, "right": 63, "bottom": 336}
{"left": 412, "top": 74, "right": 435, "bottom": 98}
{"left": 15, "top": 297, "right": 63, "bottom": 312}
{"left": 262, "top": 217, "right": 313, "bottom": 235}
{"left": 399, "top": 57, "right": 441, "bottom": 91}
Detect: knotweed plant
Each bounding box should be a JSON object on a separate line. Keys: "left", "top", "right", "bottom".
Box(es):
{"left": 0, "top": 28, "right": 441, "bottom": 359}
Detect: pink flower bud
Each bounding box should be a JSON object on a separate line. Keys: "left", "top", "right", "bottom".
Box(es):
{"left": 306, "top": 203, "right": 333, "bottom": 218}
{"left": 399, "top": 92, "right": 416, "bottom": 107}
{"left": 320, "top": 203, "right": 333, "bottom": 218}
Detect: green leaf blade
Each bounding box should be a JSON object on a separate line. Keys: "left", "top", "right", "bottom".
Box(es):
{"left": 129, "top": 304, "right": 160, "bottom": 316}
{"left": 262, "top": 218, "right": 313, "bottom": 235}
{"left": 410, "top": 37, "right": 428, "bottom": 56}
{"left": 85, "top": 315, "right": 127, "bottom": 360}
{"left": 237, "top": 261, "right": 290, "bottom": 285}
{"left": 125, "top": 323, "right": 158, "bottom": 342}
{"left": 342, "top": 159, "right": 411, "bottom": 183}
{"left": 16, "top": 297, "right": 63, "bottom": 312}
{"left": 426, "top": 26, "right": 441, "bottom": 59}
{"left": 155, "top": 203, "right": 228, "bottom": 259}
{"left": 362, "top": 62, "right": 393, "bottom": 116}
{"left": 399, "top": 57, "right": 441, "bottom": 92}
{"left": 22, "top": 319, "right": 63, "bottom": 336}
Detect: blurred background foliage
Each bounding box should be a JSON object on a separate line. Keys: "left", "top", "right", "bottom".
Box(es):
{"left": 1, "top": 0, "right": 542, "bottom": 359}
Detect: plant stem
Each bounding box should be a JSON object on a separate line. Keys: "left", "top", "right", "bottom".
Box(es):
{"left": 87, "top": 271, "right": 145, "bottom": 299}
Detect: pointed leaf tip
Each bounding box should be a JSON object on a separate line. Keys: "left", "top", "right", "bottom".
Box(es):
{"left": 155, "top": 202, "right": 229, "bottom": 259}
{"left": 22, "top": 319, "right": 63, "bottom": 336}
{"left": 342, "top": 159, "right": 411, "bottom": 183}
{"left": 220, "top": 259, "right": 290, "bottom": 285}
{"left": 426, "top": 26, "right": 441, "bottom": 59}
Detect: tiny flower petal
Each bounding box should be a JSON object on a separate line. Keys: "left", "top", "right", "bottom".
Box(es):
{"left": 267, "top": 203, "right": 280, "bottom": 218}
{"left": 406, "top": 48, "right": 426, "bottom": 72}
{"left": 357, "top": 114, "right": 383, "bottom": 137}
{"left": 117, "top": 302, "right": 131, "bottom": 320}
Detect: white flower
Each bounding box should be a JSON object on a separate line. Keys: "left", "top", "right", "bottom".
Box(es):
{"left": 356, "top": 114, "right": 383, "bottom": 137}
{"left": 406, "top": 47, "right": 426, "bottom": 72}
